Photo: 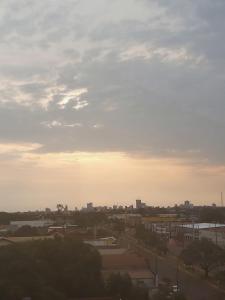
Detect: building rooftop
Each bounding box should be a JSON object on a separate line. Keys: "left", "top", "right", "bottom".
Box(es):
{"left": 179, "top": 223, "right": 225, "bottom": 229}
{"left": 127, "top": 269, "right": 153, "bottom": 279}
{"left": 98, "top": 248, "right": 127, "bottom": 256}
{"left": 102, "top": 253, "right": 147, "bottom": 270}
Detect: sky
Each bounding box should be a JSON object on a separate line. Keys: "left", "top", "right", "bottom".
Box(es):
{"left": 0, "top": 0, "right": 225, "bottom": 210}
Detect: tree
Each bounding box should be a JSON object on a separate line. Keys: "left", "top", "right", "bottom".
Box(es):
{"left": 215, "top": 270, "right": 225, "bottom": 287}
{"left": 106, "top": 273, "right": 148, "bottom": 300}
{"left": 112, "top": 219, "right": 125, "bottom": 234}
{"left": 180, "top": 238, "right": 225, "bottom": 278}
{"left": 199, "top": 207, "right": 225, "bottom": 223}
{"left": 107, "top": 273, "right": 132, "bottom": 299}
{"left": 14, "top": 225, "right": 39, "bottom": 237}
{"left": 0, "top": 237, "right": 104, "bottom": 299}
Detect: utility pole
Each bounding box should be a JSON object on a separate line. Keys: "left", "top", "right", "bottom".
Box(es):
{"left": 215, "top": 222, "right": 218, "bottom": 246}
{"left": 176, "top": 260, "right": 179, "bottom": 290}
{"left": 155, "top": 256, "right": 159, "bottom": 288}
{"left": 145, "top": 256, "right": 158, "bottom": 288}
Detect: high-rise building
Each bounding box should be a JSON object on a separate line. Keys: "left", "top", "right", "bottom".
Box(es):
{"left": 87, "top": 202, "right": 94, "bottom": 212}
{"left": 136, "top": 199, "right": 142, "bottom": 209}
{"left": 136, "top": 199, "right": 146, "bottom": 209}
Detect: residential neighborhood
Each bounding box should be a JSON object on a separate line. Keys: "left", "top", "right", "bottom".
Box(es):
{"left": 0, "top": 201, "right": 224, "bottom": 299}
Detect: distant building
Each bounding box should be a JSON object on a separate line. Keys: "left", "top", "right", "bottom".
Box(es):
{"left": 86, "top": 202, "right": 94, "bottom": 212}
{"left": 136, "top": 199, "right": 142, "bottom": 209}
{"left": 180, "top": 200, "right": 194, "bottom": 209}
{"left": 10, "top": 220, "right": 53, "bottom": 229}
{"left": 136, "top": 199, "right": 146, "bottom": 209}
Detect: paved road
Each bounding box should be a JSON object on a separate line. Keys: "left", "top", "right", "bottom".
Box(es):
{"left": 121, "top": 233, "right": 225, "bottom": 300}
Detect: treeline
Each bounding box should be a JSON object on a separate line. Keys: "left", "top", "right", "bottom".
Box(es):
{"left": 0, "top": 212, "right": 43, "bottom": 225}
{"left": 0, "top": 211, "right": 108, "bottom": 227}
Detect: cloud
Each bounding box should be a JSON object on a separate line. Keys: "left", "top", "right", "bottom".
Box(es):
{"left": 0, "top": 0, "right": 224, "bottom": 166}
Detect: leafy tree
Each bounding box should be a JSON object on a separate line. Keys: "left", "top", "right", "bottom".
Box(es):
{"left": 180, "top": 238, "right": 225, "bottom": 278}
{"left": 0, "top": 237, "right": 104, "bottom": 300}
{"left": 71, "top": 212, "right": 107, "bottom": 227}
{"left": 199, "top": 207, "right": 225, "bottom": 223}
{"left": 106, "top": 273, "right": 148, "bottom": 300}
{"left": 13, "top": 225, "right": 39, "bottom": 237}
{"left": 215, "top": 270, "right": 225, "bottom": 287}
{"left": 107, "top": 273, "right": 132, "bottom": 299}
{"left": 112, "top": 220, "right": 125, "bottom": 234}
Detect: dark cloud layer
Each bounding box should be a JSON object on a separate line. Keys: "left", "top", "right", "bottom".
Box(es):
{"left": 0, "top": 0, "right": 225, "bottom": 164}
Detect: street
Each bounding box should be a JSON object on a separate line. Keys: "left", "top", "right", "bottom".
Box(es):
{"left": 121, "top": 233, "right": 225, "bottom": 300}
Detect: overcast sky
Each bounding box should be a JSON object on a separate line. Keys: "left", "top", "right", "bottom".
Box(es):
{"left": 0, "top": 0, "right": 225, "bottom": 210}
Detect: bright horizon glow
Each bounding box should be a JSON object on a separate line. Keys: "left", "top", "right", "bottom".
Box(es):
{"left": 0, "top": 147, "right": 224, "bottom": 211}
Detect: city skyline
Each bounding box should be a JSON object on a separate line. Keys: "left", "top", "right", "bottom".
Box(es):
{"left": 0, "top": 0, "right": 225, "bottom": 210}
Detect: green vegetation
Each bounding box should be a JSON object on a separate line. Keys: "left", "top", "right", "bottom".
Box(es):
{"left": 13, "top": 225, "right": 40, "bottom": 237}
{"left": 111, "top": 219, "right": 125, "bottom": 234}
{"left": 71, "top": 211, "right": 108, "bottom": 227}
{"left": 0, "top": 237, "right": 103, "bottom": 300}
{"left": 106, "top": 273, "right": 148, "bottom": 300}
{"left": 215, "top": 270, "right": 225, "bottom": 287}
{"left": 0, "top": 237, "right": 149, "bottom": 300}
{"left": 180, "top": 238, "right": 225, "bottom": 278}
{"left": 199, "top": 207, "right": 225, "bottom": 223}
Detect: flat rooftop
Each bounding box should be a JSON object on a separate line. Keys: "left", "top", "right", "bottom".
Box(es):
{"left": 178, "top": 223, "right": 225, "bottom": 229}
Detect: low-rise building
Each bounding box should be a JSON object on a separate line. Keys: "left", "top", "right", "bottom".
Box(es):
{"left": 199, "top": 227, "right": 225, "bottom": 248}
{"left": 176, "top": 223, "right": 225, "bottom": 247}
{"left": 84, "top": 237, "right": 117, "bottom": 248}
{"left": 10, "top": 219, "right": 53, "bottom": 229}
{"left": 0, "top": 235, "right": 54, "bottom": 247}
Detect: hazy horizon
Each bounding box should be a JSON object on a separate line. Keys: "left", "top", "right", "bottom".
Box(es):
{"left": 0, "top": 0, "right": 225, "bottom": 210}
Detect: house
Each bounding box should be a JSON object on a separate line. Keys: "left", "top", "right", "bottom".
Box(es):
{"left": 84, "top": 237, "right": 117, "bottom": 248}
{"left": 0, "top": 236, "right": 53, "bottom": 247}
{"left": 101, "top": 252, "right": 154, "bottom": 289}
